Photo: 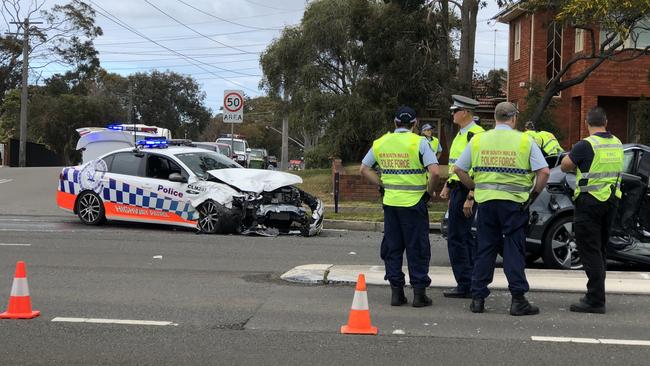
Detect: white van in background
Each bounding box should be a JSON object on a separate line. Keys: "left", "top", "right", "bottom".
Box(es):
{"left": 76, "top": 124, "right": 172, "bottom": 164}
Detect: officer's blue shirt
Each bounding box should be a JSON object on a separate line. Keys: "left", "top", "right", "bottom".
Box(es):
{"left": 454, "top": 124, "right": 548, "bottom": 172}
{"left": 362, "top": 128, "right": 438, "bottom": 167}
{"left": 460, "top": 121, "right": 478, "bottom": 135}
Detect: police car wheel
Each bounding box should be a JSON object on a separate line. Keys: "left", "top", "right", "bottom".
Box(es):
{"left": 198, "top": 200, "right": 221, "bottom": 234}
{"left": 542, "top": 216, "right": 583, "bottom": 270}
{"left": 76, "top": 191, "right": 105, "bottom": 225}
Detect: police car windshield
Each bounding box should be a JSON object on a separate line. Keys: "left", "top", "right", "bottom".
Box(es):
{"left": 175, "top": 151, "right": 241, "bottom": 178}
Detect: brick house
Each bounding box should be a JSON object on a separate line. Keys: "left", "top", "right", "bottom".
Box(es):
{"left": 496, "top": 5, "right": 650, "bottom": 146}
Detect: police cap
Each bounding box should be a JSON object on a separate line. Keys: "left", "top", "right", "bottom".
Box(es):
{"left": 395, "top": 106, "right": 417, "bottom": 124}
{"left": 421, "top": 123, "right": 433, "bottom": 131}
{"left": 494, "top": 102, "right": 519, "bottom": 120}
{"left": 450, "top": 94, "right": 480, "bottom": 111}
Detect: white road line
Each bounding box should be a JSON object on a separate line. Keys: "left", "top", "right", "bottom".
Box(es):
{"left": 0, "top": 243, "right": 32, "bottom": 246}
{"left": 52, "top": 317, "right": 177, "bottom": 326}
{"left": 532, "top": 336, "right": 650, "bottom": 346}
{"left": 0, "top": 179, "right": 12, "bottom": 184}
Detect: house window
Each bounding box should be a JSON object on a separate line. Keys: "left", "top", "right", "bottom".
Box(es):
{"left": 514, "top": 21, "right": 521, "bottom": 61}
{"left": 600, "top": 17, "right": 650, "bottom": 50}
{"left": 546, "top": 21, "right": 562, "bottom": 88}
{"left": 575, "top": 28, "right": 584, "bottom": 52}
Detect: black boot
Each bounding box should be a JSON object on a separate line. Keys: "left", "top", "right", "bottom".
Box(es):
{"left": 391, "top": 286, "right": 407, "bottom": 306}
{"left": 470, "top": 298, "right": 485, "bottom": 313}
{"left": 510, "top": 294, "right": 540, "bottom": 316}
{"left": 570, "top": 297, "right": 606, "bottom": 314}
{"left": 412, "top": 287, "right": 432, "bottom": 307}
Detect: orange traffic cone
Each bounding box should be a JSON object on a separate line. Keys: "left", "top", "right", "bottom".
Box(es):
{"left": 341, "top": 273, "right": 378, "bottom": 335}
{"left": 0, "top": 261, "right": 40, "bottom": 319}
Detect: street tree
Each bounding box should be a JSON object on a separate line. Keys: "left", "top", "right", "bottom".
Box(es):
{"left": 0, "top": 0, "right": 102, "bottom": 105}
{"left": 498, "top": 0, "right": 650, "bottom": 123}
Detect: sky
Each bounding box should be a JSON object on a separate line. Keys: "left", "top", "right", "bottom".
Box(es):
{"left": 26, "top": 0, "right": 509, "bottom": 114}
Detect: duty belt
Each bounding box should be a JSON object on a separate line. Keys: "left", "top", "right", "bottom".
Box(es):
{"left": 475, "top": 183, "right": 531, "bottom": 192}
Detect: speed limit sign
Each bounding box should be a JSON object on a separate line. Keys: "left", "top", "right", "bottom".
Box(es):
{"left": 223, "top": 90, "right": 244, "bottom": 123}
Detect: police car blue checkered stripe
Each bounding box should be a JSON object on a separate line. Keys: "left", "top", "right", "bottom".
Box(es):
{"left": 102, "top": 178, "right": 197, "bottom": 220}
{"left": 474, "top": 166, "right": 531, "bottom": 175}
{"left": 58, "top": 168, "right": 197, "bottom": 221}
{"left": 382, "top": 169, "right": 427, "bottom": 175}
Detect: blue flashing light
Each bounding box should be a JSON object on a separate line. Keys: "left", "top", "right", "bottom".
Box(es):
{"left": 107, "top": 124, "right": 124, "bottom": 131}
{"left": 136, "top": 136, "right": 168, "bottom": 148}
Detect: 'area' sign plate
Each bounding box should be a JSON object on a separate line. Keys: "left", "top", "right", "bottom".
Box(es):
{"left": 223, "top": 90, "right": 244, "bottom": 123}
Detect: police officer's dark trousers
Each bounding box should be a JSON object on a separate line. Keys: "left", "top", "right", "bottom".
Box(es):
{"left": 574, "top": 193, "right": 618, "bottom": 306}
{"left": 381, "top": 198, "right": 431, "bottom": 288}
{"left": 472, "top": 200, "right": 529, "bottom": 299}
{"left": 447, "top": 185, "right": 477, "bottom": 292}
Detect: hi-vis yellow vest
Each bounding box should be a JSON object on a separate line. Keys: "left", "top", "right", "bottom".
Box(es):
{"left": 429, "top": 137, "right": 440, "bottom": 154}
{"left": 470, "top": 129, "right": 535, "bottom": 203}
{"left": 372, "top": 132, "right": 428, "bottom": 207}
{"left": 524, "top": 130, "right": 542, "bottom": 147}
{"left": 537, "top": 130, "right": 564, "bottom": 156}
{"left": 448, "top": 123, "right": 484, "bottom": 183}
{"left": 575, "top": 135, "right": 623, "bottom": 202}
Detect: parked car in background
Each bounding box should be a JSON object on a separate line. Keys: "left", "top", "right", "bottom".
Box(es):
{"left": 216, "top": 135, "right": 249, "bottom": 167}
{"left": 76, "top": 124, "right": 172, "bottom": 164}
{"left": 194, "top": 142, "right": 232, "bottom": 158}
{"left": 248, "top": 148, "right": 269, "bottom": 169}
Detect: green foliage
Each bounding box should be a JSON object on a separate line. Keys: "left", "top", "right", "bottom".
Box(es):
{"left": 518, "top": 81, "right": 562, "bottom": 139}
{"left": 304, "top": 143, "right": 333, "bottom": 169}
{"left": 129, "top": 71, "right": 211, "bottom": 140}
{"left": 260, "top": 0, "right": 454, "bottom": 164}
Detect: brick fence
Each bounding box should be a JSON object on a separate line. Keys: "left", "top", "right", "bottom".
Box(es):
{"left": 332, "top": 159, "right": 446, "bottom": 202}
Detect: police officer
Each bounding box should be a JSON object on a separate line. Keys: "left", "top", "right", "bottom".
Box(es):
{"left": 421, "top": 123, "right": 442, "bottom": 159}
{"left": 439, "top": 95, "right": 484, "bottom": 298}
{"left": 525, "top": 121, "right": 564, "bottom": 156}
{"left": 360, "top": 106, "right": 440, "bottom": 307}
{"left": 454, "top": 102, "right": 549, "bottom": 315}
{"left": 560, "top": 107, "right": 623, "bottom": 314}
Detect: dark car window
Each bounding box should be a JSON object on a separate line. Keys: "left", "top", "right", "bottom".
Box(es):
{"left": 175, "top": 151, "right": 241, "bottom": 178}
{"left": 109, "top": 152, "right": 144, "bottom": 176}
{"left": 622, "top": 150, "right": 636, "bottom": 174}
{"left": 146, "top": 154, "right": 187, "bottom": 180}
{"left": 97, "top": 155, "right": 113, "bottom": 171}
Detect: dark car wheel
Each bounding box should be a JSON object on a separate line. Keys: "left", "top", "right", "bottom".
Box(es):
{"left": 542, "top": 215, "right": 583, "bottom": 270}
{"left": 198, "top": 200, "right": 222, "bottom": 234}
{"left": 76, "top": 191, "right": 105, "bottom": 225}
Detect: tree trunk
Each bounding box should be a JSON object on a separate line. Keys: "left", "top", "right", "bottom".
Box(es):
{"left": 458, "top": 0, "right": 479, "bottom": 96}
{"left": 438, "top": 0, "right": 455, "bottom": 153}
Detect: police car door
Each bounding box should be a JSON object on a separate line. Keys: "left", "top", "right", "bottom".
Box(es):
{"left": 101, "top": 151, "right": 146, "bottom": 220}
{"left": 142, "top": 152, "right": 194, "bottom": 226}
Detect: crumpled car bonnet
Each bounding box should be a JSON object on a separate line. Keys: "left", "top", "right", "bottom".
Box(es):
{"left": 206, "top": 168, "right": 303, "bottom": 193}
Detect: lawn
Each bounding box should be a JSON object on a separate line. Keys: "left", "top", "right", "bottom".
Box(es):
{"left": 294, "top": 165, "right": 449, "bottom": 222}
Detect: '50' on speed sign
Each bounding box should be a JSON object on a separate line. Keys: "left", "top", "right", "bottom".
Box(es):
{"left": 223, "top": 90, "right": 244, "bottom": 123}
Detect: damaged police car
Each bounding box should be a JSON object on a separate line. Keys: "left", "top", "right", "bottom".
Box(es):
{"left": 56, "top": 138, "right": 323, "bottom": 236}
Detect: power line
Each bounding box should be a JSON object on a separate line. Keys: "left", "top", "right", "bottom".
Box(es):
{"left": 96, "top": 42, "right": 267, "bottom": 52}
{"left": 88, "top": 0, "right": 259, "bottom": 93}
{"left": 94, "top": 57, "right": 260, "bottom": 63}
{"left": 143, "top": 0, "right": 258, "bottom": 55}
{"left": 96, "top": 50, "right": 261, "bottom": 57}
{"left": 98, "top": 9, "right": 299, "bottom": 32}
{"left": 94, "top": 29, "right": 280, "bottom": 46}
{"left": 175, "top": 0, "right": 282, "bottom": 31}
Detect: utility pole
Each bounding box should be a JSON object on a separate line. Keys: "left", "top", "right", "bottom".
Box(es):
{"left": 280, "top": 88, "right": 289, "bottom": 170}
{"left": 10, "top": 18, "right": 41, "bottom": 167}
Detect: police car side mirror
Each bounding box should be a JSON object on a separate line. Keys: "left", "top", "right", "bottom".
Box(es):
{"left": 168, "top": 173, "right": 187, "bottom": 183}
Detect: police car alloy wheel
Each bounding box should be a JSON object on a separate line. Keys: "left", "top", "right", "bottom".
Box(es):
{"left": 198, "top": 199, "right": 221, "bottom": 234}
{"left": 76, "top": 191, "right": 105, "bottom": 225}
{"left": 542, "top": 216, "right": 583, "bottom": 270}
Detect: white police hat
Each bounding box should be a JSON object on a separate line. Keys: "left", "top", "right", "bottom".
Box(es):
{"left": 450, "top": 95, "right": 480, "bottom": 111}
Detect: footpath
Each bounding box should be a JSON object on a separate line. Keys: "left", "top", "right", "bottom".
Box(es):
{"left": 282, "top": 264, "right": 650, "bottom": 295}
